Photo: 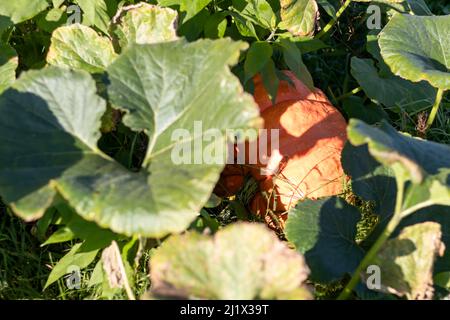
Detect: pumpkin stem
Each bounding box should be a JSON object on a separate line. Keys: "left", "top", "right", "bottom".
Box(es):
{"left": 317, "top": 0, "right": 353, "bottom": 39}
{"left": 426, "top": 88, "right": 445, "bottom": 130}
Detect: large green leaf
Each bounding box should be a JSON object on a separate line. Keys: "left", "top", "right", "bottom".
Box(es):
{"left": 351, "top": 57, "right": 436, "bottom": 114}
{"left": 74, "top": 0, "right": 111, "bottom": 34}
{"left": 347, "top": 119, "right": 450, "bottom": 184}
{"left": 279, "top": 0, "right": 318, "bottom": 36}
{"left": 0, "top": 0, "right": 48, "bottom": 23}
{"left": 149, "top": 223, "right": 312, "bottom": 299}
{"left": 0, "top": 39, "right": 260, "bottom": 238}
{"left": 44, "top": 242, "right": 99, "bottom": 289}
{"left": 370, "top": 222, "right": 445, "bottom": 299}
{"left": 348, "top": 119, "right": 450, "bottom": 218}
{"left": 379, "top": 14, "right": 450, "bottom": 90}
{"left": 47, "top": 24, "right": 118, "bottom": 73}
{"left": 0, "top": 43, "right": 18, "bottom": 93}
{"left": 106, "top": 39, "right": 260, "bottom": 166}
{"left": 285, "top": 197, "right": 364, "bottom": 283}
{"left": 111, "top": 4, "right": 178, "bottom": 50}
{"left": 354, "top": 0, "right": 432, "bottom": 15}
{"left": 244, "top": 41, "right": 273, "bottom": 82}
{"left": 342, "top": 143, "right": 396, "bottom": 221}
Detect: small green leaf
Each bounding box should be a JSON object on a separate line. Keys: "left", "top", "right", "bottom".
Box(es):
{"left": 74, "top": 0, "right": 111, "bottom": 34}
{"left": 0, "top": 0, "right": 48, "bottom": 23}
{"left": 112, "top": 4, "right": 179, "bottom": 50}
{"left": 379, "top": 14, "right": 450, "bottom": 90}
{"left": 0, "top": 42, "right": 17, "bottom": 93}
{"left": 44, "top": 243, "right": 99, "bottom": 289}
{"left": 244, "top": 41, "right": 273, "bottom": 82}
{"left": 434, "top": 272, "right": 450, "bottom": 290}
{"left": 41, "top": 227, "right": 75, "bottom": 246}
{"left": 1, "top": 39, "right": 261, "bottom": 238}
{"left": 261, "top": 58, "right": 279, "bottom": 104}
{"left": 47, "top": 24, "right": 118, "bottom": 73}
{"left": 285, "top": 197, "right": 364, "bottom": 283}
{"left": 149, "top": 222, "right": 312, "bottom": 299}
{"left": 279, "top": 0, "right": 318, "bottom": 36}
{"left": 88, "top": 260, "right": 104, "bottom": 288}
{"left": 204, "top": 12, "right": 228, "bottom": 39}
{"left": 278, "top": 38, "right": 314, "bottom": 90}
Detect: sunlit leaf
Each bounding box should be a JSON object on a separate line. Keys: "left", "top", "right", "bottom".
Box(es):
{"left": 149, "top": 223, "right": 312, "bottom": 299}
{"left": 370, "top": 222, "right": 445, "bottom": 299}
{"left": 379, "top": 14, "right": 450, "bottom": 90}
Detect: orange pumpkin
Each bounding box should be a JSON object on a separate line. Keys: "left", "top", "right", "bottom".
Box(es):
{"left": 215, "top": 71, "right": 347, "bottom": 226}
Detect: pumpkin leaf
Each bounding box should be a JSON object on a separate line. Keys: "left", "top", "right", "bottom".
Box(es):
{"left": 350, "top": 57, "right": 437, "bottom": 114}
{"left": 203, "top": 12, "right": 228, "bottom": 39}
{"left": 44, "top": 243, "right": 99, "bottom": 289}
{"left": 74, "top": 0, "right": 111, "bottom": 34}
{"left": 111, "top": 4, "right": 179, "bottom": 50}
{"left": 379, "top": 14, "right": 450, "bottom": 90}
{"left": 244, "top": 41, "right": 273, "bottom": 82}
{"left": 230, "top": 0, "right": 276, "bottom": 30}
{"left": 434, "top": 272, "right": 450, "bottom": 290}
{"left": 347, "top": 119, "right": 450, "bottom": 186}
{"left": 149, "top": 222, "right": 312, "bottom": 300}
{"left": 342, "top": 143, "right": 396, "bottom": 220}
{"left": 36, "top": 6, "right": 68, "bottom": 33}
{"left": 0, "top": 42, "right": 18, "bottom": 93}
{"left": 0, "top": 15, "right": 13, "bottom": 35}
{"left": 348, "top": 120, "right": 450, "bottom": 221}
{"left": 285, "top": 197, "right": 364, "bottom": 283}
{"left": 398, "top": 205, "right": 450, "bottom": 274}
{"left": 279, "top": 0, "right": 318, "bottom": 37}
{"left": 47, "top": 24, "right": 118, "bottom": 73}
{"left": 278, "top": 38, "right": 314, "bottom": 90}
{"left": 0, "top": 0, "right": 48, "bottom": 24}
{"left": 369, "top": 222, "right": 445, "bottom": 300}
{"left": 0, "top": 39, "right": 260, "bottom": 238}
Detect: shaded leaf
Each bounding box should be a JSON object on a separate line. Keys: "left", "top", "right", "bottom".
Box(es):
{"left": 112, "top": 4, "right": 178, "bottom": 50}
{"left": 158, "top": 0, "right": 213, "bottom": 22}
{"left": 279, "top": 38, "right": 314, "bottom": 90}
{"left": 370, "top": 222, "right": 445, "bottom": 299}
{"left": 0, "top": 42, "right": 18, "bottom": 93}
{"left": 285, "top": 197, "right": 364, "bottom": 283}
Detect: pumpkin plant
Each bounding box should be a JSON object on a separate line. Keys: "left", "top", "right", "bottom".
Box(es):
{"left": 0, "top": 0, "right": 449, "bottom": 301}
